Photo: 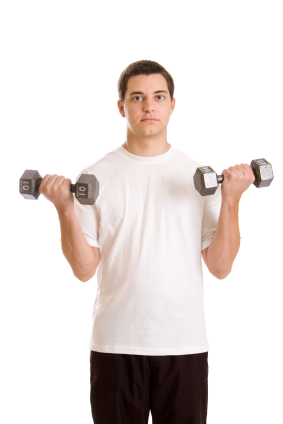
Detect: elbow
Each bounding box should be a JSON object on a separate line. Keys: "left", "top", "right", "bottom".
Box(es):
{"left": 76, "top": 273, "right": 95, "bottom": 283}
{"left": 77, "top": 275, "right": 91, "bottom": 283}
{"left": 213, "top": 268, "right": 231, "bottom": 280}
{"left": 73, "top": 268, "right": 96, "bottom": 283}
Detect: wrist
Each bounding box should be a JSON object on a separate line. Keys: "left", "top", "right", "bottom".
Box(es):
{"left": 221, "top": 195, "right": 241, "bottom": 210}
{"left": 56, "top": 204, "right": 75, "bottom": 218}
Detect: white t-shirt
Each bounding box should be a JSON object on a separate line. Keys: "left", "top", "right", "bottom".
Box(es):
{"left": 74, "top": 144, "right": 222, "bottom": 356}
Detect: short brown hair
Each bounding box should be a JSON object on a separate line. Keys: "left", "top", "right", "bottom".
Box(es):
{"left": 118, "top": 60, "right": 175, "bottom": 103}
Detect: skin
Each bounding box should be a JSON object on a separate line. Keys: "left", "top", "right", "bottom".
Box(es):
{"left": 39, "top": 71, "right": 256, "bottom": 280}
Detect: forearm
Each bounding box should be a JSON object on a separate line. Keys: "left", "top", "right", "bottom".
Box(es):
{"left": 57, "top": 208, "right": 98, "bottom": 281}
{"left": 206, "top": 199, "right": 240, "bottom": 278}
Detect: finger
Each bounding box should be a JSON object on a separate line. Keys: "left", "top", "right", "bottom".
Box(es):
{"left": 39, "top": 174, "right": 53, "bottom": 191}
{"left": 222, "top": 168, "right": 233, "bottom": 178}
{"left": 235, "top": 164, "right": 255, "bottom": 182}
{"left": 234, "top": 164, "right": 246, "bottom": 173}
{"left": 62, "top": 178, "right": 72, "bottom": 187}
{"left": 238, "top": 163, "right": 254, "bottom": 177}
{"left": 60, "top": 176, "right": 67, "bottom": 185}
{"left": 241, "top": 163, "right": 252, "bottom": 172}
{"left": 47, "top": 174, "right": 60, "bottom": 186}
{"left": 61, "top": 177, "right": 72, "bottom": 192}
{"left": 242, "top": 164, "right": 256, "bottom": 181}
{"left": 55, "top": 175, "right": 67, "bottom": 186}
{"left": 39, "top": 174, "right": 59, "bottom": 193}
{"left": 228, "top": 165, "right": 239, "bottom": 173}
{"left": 50, "top": 176, "right": 68, "bottom": 195}
{"left": 40, "top": 174, "right": 51, "bottom": 185}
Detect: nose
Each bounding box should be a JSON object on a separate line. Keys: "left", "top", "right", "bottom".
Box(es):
{"left": 143, "top": 99, "right": 155, "bottom": 113}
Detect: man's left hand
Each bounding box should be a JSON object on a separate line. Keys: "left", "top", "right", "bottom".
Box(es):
{"left": 221, "top": 163, "right": 256, "bottom": 203}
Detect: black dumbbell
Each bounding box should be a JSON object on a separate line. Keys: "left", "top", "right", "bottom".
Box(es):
{"left": 19, "top": 170, "right": 99, "bottom": 205}
{"left": 193, "top": 158, "right": 274, "bottom": 196}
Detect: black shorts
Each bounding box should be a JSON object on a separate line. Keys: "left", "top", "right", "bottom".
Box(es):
{"left": 90, "top": 350, "right": 208, "bottom": 424}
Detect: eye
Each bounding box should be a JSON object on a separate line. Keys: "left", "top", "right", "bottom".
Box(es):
{"left": 132, "top": 95, "right": 165, "bottom": 101}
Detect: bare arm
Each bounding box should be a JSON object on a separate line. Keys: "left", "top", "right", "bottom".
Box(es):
{"left": 201, "top": 162, "right": 255, "bottom": 280}
{"left": 39, "top": 173, "right": 100, "bottom": 282}
{"left": 58, "top": 208, "right": 100, "bottom": 282}
{"left": 202, "top": 200, "right": 240, "bottom": 279}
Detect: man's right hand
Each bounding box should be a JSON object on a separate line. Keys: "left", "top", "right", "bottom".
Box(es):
{"left": 39, "top": 174, "right": 74, "bottom": 213}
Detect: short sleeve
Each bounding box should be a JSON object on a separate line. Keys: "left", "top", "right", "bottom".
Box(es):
{"left": 201, "top": 185, "right": 222, "bottom": 251}
{"left": 74, "top": 197, "right": 100, "bottom": 248}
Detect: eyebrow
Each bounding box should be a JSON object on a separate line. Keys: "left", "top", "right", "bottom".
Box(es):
{"left": 128, "top": 90, "right": 168, "bottom": 96}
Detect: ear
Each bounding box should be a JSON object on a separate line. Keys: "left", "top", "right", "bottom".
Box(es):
{"left": 117, "top": 100, "right": 126, "bottom": 118}
{"left": 170, "top": 97, "right": 176, "bottom": 114}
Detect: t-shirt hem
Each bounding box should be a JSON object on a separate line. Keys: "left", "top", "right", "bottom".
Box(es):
{"left": 89, "top": 343, "right": 209, "bottom": 355}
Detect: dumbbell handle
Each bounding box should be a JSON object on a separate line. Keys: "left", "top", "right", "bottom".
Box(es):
{"left": 216, "top": 165, "right": 257, "bottom": 184}
{"left": 35, "top": 178, "right": 76, "bottom": 193}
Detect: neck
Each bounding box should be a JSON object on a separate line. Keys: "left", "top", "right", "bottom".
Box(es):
{"left": 122, "top": 132, "right": 171, "bottom": 157}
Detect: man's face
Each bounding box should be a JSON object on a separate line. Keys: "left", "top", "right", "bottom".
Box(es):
{"left": 117, "top": 73, "right": 175, "bottom": 139}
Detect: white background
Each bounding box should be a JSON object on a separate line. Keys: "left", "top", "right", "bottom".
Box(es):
{"left": 1, "top": 0, "right": 282, "bottom": 423}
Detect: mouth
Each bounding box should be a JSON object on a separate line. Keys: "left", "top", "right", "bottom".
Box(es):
{"left": 141, "top": 119, "right": 158, "bottom": 123}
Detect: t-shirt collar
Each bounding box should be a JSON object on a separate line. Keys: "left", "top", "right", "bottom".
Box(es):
{"left": 116, "top": 144, "right": 177, "bottom": 164}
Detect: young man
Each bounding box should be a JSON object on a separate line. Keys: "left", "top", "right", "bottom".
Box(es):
{"left": 39, "top": 60, "right": 255, "bottom": 424}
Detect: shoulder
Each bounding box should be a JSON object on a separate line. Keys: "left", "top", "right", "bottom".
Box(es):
{"left": 76, "top": 148, "right": 120, "bottom": 181}
{"left": 171, "top": 147, "right": 205, "bottom": 174}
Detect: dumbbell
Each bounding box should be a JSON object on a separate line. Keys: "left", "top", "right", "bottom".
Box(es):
{"left": 193, "top": 158, "right": 274, "bottom": 196}
{"left": 19, "top": 170, "right": 99, "bottom": 205}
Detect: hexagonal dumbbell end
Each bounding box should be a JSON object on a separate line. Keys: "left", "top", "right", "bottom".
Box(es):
{"left": 19, "top": 170, "right": 43, "bottom": 200}
{"left": 250, "top": 158, "right": 274, "bottom": 188}
{"left": 75, "top": 174, "right": 99, "bottom": 205}
{"left": 193, "top": 166, "right": 219, "bottom": 196}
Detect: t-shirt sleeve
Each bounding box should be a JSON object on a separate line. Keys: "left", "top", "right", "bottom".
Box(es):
{"left": 73, "top": 197, "right": 100, "bottom": 248}
{"left": 201, "top": 185, "right": 222, "bottom": 251}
